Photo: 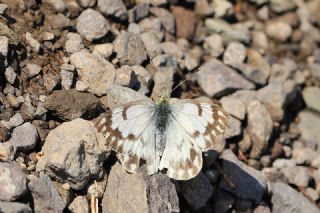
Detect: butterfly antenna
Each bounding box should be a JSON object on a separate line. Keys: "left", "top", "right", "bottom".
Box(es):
{"left": 169, "top": 67, "right": 201, "bottom": 96}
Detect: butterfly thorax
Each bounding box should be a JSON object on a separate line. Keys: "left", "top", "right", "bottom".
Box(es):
{"left": 154, "top": 98, "right": 171, "bottom": 156}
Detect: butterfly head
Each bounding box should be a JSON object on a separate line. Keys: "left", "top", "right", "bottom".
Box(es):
{"left": 157, "top": 92, "right": 170, "bottom": 105}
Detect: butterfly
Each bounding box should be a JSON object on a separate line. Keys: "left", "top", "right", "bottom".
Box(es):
{"left": 94, "top": 91, "right": 229, "bottom": 180}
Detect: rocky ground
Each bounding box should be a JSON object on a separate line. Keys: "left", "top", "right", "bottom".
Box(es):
{"left": 0, "top": 0, "right": 320, "bottom": 212}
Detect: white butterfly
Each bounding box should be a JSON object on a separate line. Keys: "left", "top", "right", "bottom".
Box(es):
{"left": 94, "top": 93, "right": 228, "bottom": 180}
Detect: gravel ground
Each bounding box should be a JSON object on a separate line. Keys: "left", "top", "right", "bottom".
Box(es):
{"left": 0, "top": 0, "right": 320, "bottom": 212}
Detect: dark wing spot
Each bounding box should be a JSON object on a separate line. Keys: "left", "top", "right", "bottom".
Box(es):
{"left": 189, "top": 148, "right": 197, "bottom": 161}
{"left": 197, "top": 103, "right": 203, "bottom": 116}
{"left": 122, "top": 106, "right": 128, "bottom": 120}
{"left": 193, "top": 131, "right": 200, "bottom": 138}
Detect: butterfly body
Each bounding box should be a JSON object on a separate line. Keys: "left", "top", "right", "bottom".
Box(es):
{"left": 95, "top": 96, "right": 228, "bottom": 180}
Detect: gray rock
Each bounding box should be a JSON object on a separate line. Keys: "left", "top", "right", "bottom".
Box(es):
{"left": 302, "top": 87, "right": 320, "bottom": 112}
{"left": 219, "top": 150, "right": 267, "bottom": 203}
{"left": 44, "top": 89, "right": 100, "bottom": 120}
{"left": 129, "top": 3, "right": 149, "bottom": 23}
{"left": 272, "top": 158, "right": 296, "bottom": 169}
{"left": 36, "top": 118, "right": 107, "bottom": 190}
{"left": 269, "top": 59, "right": 297, "bottom": 83}
{"left": 115, "top": 65, "right": 136, "bottom": 87}
{"left": 212, "top": 189, "right": 235, "bottom": 213}
{"left": 10, "top": 122, "right": 38, "bottom": 151}
{"left": 49, "top": 14, "right": 72, "bottom": 29}
{"left": 203, "top": 34, "right": 224, "bottom": 57}
{"left": 43, "top": 0, "right": 65, "bottom": 12}
{"left": 77, "top": 0, "right": 96, "bottom": 8}
{"left": 179, "top": 172, "right": 213, "bottom": 210}
{"left": 68, "top": 196, "right": 89, "bottom": 213}
{"left": 70, "top": 49, "right": 116, "bottom": 96}
{"left": 102, "top": 162, "right": 179, "bottom": 213}
{"left": 281, "top": 166, "right": 310, "bottom": 187}
{"left": 270, "top": 0, "right": 296, "bottom": 13}
{"left": 0, "top": 162, "right": 27, "bottom": 201}
{"left": 26, "top": 63, "right": 41, "bottom": 78}
{"left": 138, "top": 17, "right": 164, "bottom": 41}
{"left": 25, "top": 32, "right": 40, "bottom": 52}
{"left": 225, "top": 116, "right": 242, "bottom": 138}
{"left": 0, "top": 141, "right": 15, "bottom": 161}
{"left": 161, "top": 42, "right": 184, "bottom": 61}
{"left": 270, "top": 182, "right": 319, "bottom": 213}
{"left": 223, "top": 42, "right": 247, "bottom": 66}
{"left": 205, "top": 18, "right": 250, "bottom": 43}
{"left": 292, "top": 147, "right": 318, "bottom": 165}
{"left": 150, "top": 7, "right": 175, "bottom": 34}
{"left": 98, "top": 0, "right": 127, "bottom": 20}
{"left": 0, "top": 202, "right": 32, "bottom": 213}
{"left": 246, "top": 49, "right": 270, "bottom": 84}
{"left": 92, "top": 43, "right": 113, "bottom": 59}
{"left": 5, "top": 66, "right": 16, "bottom": 84}
{"left": 43, "top": 72, "right": 60, "bottom": 92}
{"left": 8, "top": 113, "right": 24, "bottom": 128}
{"left": 252, "top": 31, "right": 268, "bottom": 50}
{"left": 221, "top": 96, "right": 246, "bottom": 120}
{"left": 20, "top": 99, "right": 36, "bottom": 120}
{"left": 265, "top": 21, "right": 292, "bottom": 42}
{"left": 196, "top": 58, "right": 254, "bottom": 97}
{"left": 211, "top": 0, "right": 233, "bottom": 17}
{"left": 298, "top": 111, "right": 320, "bottom": 147}
{"left": 247, "top": 101, "right": 273, "bottom": 158}
{"left": 183, "top": 46, "right": 201, "bottom": 71}
{"left": 28, "top": 174, "right": 66, "bottom": 213}
{"left": 114, "top": 31, "right": 147, "bottom": 66}
{"left": 234, "top": 63, "right": 268, "bottom": 85}
{"left": 238, "top": 129, "right": 252, "bottom": 153}
{"left": 132, "top": 65, "right": 152, "bottom": 94}
{"left": 305, "top": 187, "right": 319, "bottom": 202}
{"left": 60, "top": 70, "right": 74, "bottom": 90}
{"left": 0, "top": 36, "right": 8, "bottom": 56}
{"left": 141, "top": 32, "right": 162, "bottom": 57}
{"left": 76, "top": 9, "right": 110, "bottom": 41}
{"left": 65, "top": 33, "right": 84, "bottom": 53}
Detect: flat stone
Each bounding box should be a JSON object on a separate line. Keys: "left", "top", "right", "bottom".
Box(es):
{"left": 102, "top": 162, "right": 179, "bottom": 213}
{"left": 270, "top": 182, "right": 319, "bottom": 213}
{"left": 0, "top": 202, "right": 32, "bottom": 213}
{"left": 28, "top": 174, "right": 66, "bottom": 212}
{"left": 219, "top": 150, "right": 267, "bottom": 203}
{"left": 203, "top": 34, "right": 224, "bottom": 57}
{"left": 247, "top": 101, "right": 273, "bottom": 158}
{"left": 0, "top": 162, "right": 27, "bottom": 201}
{"left": 113, "top": 31, "right": 147, "bottom": 66}
{"left": 10, "top": 122, "right": 38, "bottom": 151}
{"left": 298, "top": 110, "right": 320, "bottom": 147}
{"left": 197, "top": 58, "right": 254, "bottom": 97}
{"left": 36, "top": 118, "right": 107, "bottom": 190}
{"left": 76, "top": 9, "right": 110, "bottom": 41}
{"left": 44, "top": 89, "right": 100, "bottom": 120}
{"left": 221, "top": 96, "right": 246, "bottom": 120}
{"left": 223, "top": 42, "right": 247, "bottom": 66}
{"left": 97, "top": 0, "right": 127, "bottom": 20}
{"left": 179, "top": 172, "right": 213, "bottom": 210}
{"left": 302, "top": 87, "right": 320, "bottom": 112}
{"left": 70, "top": 49, "right": 116, "bottom": 96}
{"left": 265, "top": 21, "right": 292, "bottom": 42}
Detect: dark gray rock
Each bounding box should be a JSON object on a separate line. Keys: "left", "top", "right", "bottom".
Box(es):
{"left": 196, "top": 58, "right": 254, "bottom": 97}
{"left": 219, "top": 150, "right": 267, "bottom": 203}
{"left": 0, "top": 162, "right": 27, "bottom": 201}
{"left": 180, "top": 172, "right": 213, "bottom": 210}
{"left": 44, "top": 89, "right": 100, "bottom": 120}
{"left": 270, "top": 182, "right": 319, "bottom": 213}
{"left": 129, "top": 3, "right": 149, "bottom": 23}
{"left": 28, "top": 174, "right": 66, "bottom": 213}
{"left": 212, "top": 189, "right": 235, "bottom": 213}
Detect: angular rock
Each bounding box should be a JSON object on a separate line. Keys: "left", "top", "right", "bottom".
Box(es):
{"left": 171, "top": 6, "right": 195, "bottom": 40}
{"left": 0, "top": 36, "right": 8, "bottom": 56}
{"left": 302, "top": 87, "right": 320, "bottom": 112}
{"left": 0, "top": 202, "right": 32, "bottom": 213}
{"left": 150, "top": 7, "right": 175, "bottom": 34}
{"left": 60, "top": 70, "right": 74, "bottom": 90}
{"left": 225, "top": 116, "right": 242, "bottom": 138}
{"left": 221, "top": 96, "right": 246, "bottom": 120}
{"left": 28, "top": 174, "right": 66, "bottom": 212}
{"left": 141, "top": 32, "right": 162, "bottom": 58}
{"left": 70, "top": 49, "right": 116, "bottom": 96}
{"left": 180, "top": 172, "right": 214, "bottom": 210}
{"left": 0, "top": 162, "right": 27, "bottom": 201}
{"left": 292, "top": 147, "right": 318, "bottom": 165}
{"left": 281, "top": 166, "right": 310, "bottom": 187}
{"left": 102, "top": 163, "right": 179, "bottom": 213}
{"left": 76, "top": 9, "right": 110, "bottom": 41}
{"left": 128, "top": 3, "right": 149, "bottom": 23}
{"left": 25, "top": 32, "right": 40, "bottom": 52}
{"left": 44, "top": 89, "right": 100, "bottom": 120}
{"left": 272, "top": 158, "right": 296, "bottom": 169}
{"left": 246, "top": 49, "right": 270, "bottom": 84}
{"left": 26, "top": 63, "right": 41, "bottom": 78}
{"left": 269, "top": 59, "right": 297, "bottom": 83}
{"left": 92, "top": 43, "right": 113, "bottom": 59}
{"left": 98, "top": 0, "right": 127, "bottom": 20}
{"left": 223, "top": 42, "right": 247, "bottom": 66}
{"left": 113, "top": 32, "right": 147, "bottom": 66}
{"left": 43, "top": 72, "right": 60, "bottom": 92}
{"left": 219, "top": 150, "right": 267, "bottom": 203}
{"left": 10, "top": 122, "right": 38, "bottom": 151}
{"left": 196, "top": 58, "right": 254, "bottom": 97}
{"left": 36, "top": 118, "right": 107, "bottom": 190}
{"left": 138, "top": 18, "right": 164, "bottom": 41}
{"left": 68, "top": 196, "right": 89, "bottom": 213}
{"left": 270, "top": 182, "right": 319, "bottom": 213}
{"left": 5, "top": 67, "right": 16, "bottom": 84}
{"left": 203, "top": 34, "right": 224, "bottom": 57}
{"left": 8, "top": 113, "right": 24, "bottom": 128}
{"left": 0, "top": 141, "right": 15, "bottom": 161}
{"left": 247, "top": 101, "right": 273, "bottom": 158}
{"left": 65, "top": 33, "right": 84, "bottom": 53}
